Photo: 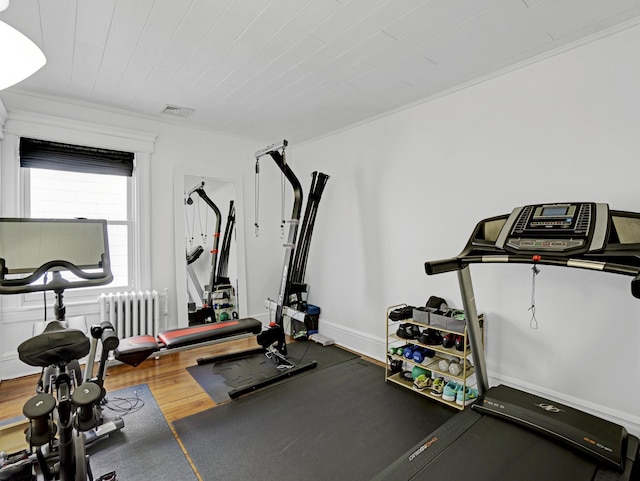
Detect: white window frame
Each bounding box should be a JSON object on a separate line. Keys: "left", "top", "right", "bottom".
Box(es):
{"left": 0, "top": 110, "right": 156, "bottom": 314}
{"left": 20, "top": 167, "right": 135, "bottom": 303}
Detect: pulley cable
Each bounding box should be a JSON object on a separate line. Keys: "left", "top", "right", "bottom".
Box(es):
{"left": 254, "top": 159, "right": 260, "bottom": 237}
{"left": 185, "top": 194, "right": 195, "bottom": 248}
{"left": 196, "top": 194, "right": 209, "bottom": 244}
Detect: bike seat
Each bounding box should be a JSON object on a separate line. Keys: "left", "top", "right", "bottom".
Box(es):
{"left": 18, "top": 320, "right": 90, "bottom": 367}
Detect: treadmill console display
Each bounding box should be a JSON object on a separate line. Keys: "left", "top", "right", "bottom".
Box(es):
{"left": 495, "top": 202, "right": 610, "bottom": 255}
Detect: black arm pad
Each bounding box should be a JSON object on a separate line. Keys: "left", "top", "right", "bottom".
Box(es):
{"left": 100, "top": 322, "right": 120, "bottom": 352}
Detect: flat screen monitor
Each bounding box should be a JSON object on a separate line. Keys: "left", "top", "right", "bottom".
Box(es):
{"left": 0, "top": 218, "right": 112, "bottom": 293}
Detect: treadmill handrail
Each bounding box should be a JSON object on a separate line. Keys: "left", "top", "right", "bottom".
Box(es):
{"left": 426, "top": 254, "right": 640, "bottom": 276}
{"left": 426, "top": 253, "right": 640, "bottom": 297}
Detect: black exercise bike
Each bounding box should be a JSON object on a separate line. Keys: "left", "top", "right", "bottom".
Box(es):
{"left": 0, "top": 218, "right": 121, "bottom": 481}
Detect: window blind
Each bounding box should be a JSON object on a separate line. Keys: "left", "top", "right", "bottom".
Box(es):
{"left": 19, "top": 137, "right": 134, "bottom": 177}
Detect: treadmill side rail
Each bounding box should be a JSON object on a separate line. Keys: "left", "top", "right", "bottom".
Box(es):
{"left": 371, "top": 408, "right": 483, "bottom": 481}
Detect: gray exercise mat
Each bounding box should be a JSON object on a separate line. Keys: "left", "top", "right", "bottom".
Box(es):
{"left": 89, "top": 383, "right": 197, "bottom": 481}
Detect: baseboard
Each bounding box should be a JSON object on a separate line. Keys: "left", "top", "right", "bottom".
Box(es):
{"left": 312, "top": 317, "right": 387, "bottom": 364}
{"left": 2, "top": 352, "right": 39, "bottom": 380}
{"left": 251, "top": 312, "right": 270, "bottom": 326}
{"left": 249, "top": 310, "right": 388, "bottom": 361}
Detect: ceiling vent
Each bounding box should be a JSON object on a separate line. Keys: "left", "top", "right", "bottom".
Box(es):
{"left": 161, "top": 104, "right": 195, "bottom": 118}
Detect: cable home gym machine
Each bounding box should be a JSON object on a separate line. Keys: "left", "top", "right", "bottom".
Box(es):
{"left": 184, "top": 181, "right": 237, "bottom": 324}
{"left": 374, "top": 202, "right": 640, "bottom": 481}
{"left": 193, "top": 139, "right": 330, "bottom": 398}
{"left": 0, "top": 218, "right": 124, "bottom": 481}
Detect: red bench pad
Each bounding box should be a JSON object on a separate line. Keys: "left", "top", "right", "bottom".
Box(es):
{"left": 114, "top": 318, "right": 263, "bottom": 366}
{"left": 114, "top": 335, "right": 159, "bottom": 367}
{"left": 157, "top": 318, "right": 262, "bottom": 349}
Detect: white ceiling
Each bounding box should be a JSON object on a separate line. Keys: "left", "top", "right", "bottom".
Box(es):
{"left": 2, "top": 0, "right": 640, "bottom": 143}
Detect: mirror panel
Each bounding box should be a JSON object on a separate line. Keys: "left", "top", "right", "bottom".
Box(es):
{"left": 173, "top": 167, "right": 247, "bottom": 327}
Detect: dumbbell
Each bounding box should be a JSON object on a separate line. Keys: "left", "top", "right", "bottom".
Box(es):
{"left": 438, "top": 358, "right": 469, "bottom": 376}
{"left": 23, "top": 393, "right": 57, "bottom": 447}
{"left": 442, "top": 333, "right": 457, "bottom": 348}
{"left": 389, "top": 346, "right": 405, "bottom": 356}
{"left": 388, "top": 345, "right": 408, "bottom": 357}
{"left": 72, "top": 381, "right": 103, "bottom": 431}
{"left": 455, "top": 335, "right": 468, "bottom": 352}
{"left": 412, "top": 347, "right": 436, "bottom": 364}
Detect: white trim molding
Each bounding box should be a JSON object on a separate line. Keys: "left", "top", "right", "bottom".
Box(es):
{"left": 0, "top": 98, "right": 7, "bottom": 140}
{"left": 3, "top": 109, "right": 156, "bottom": 153}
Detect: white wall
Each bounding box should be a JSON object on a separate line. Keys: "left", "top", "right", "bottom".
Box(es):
{"left": 291, "top": 24, "right": 640, "bottom": 435}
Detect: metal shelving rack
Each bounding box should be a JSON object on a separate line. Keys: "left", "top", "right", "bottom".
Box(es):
{"left": 385, "top": 303, "right": 484, "bottom": 410}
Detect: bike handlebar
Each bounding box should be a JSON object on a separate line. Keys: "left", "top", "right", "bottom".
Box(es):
{"left": 0, "top": 257, "right": 113, "bottom": 294}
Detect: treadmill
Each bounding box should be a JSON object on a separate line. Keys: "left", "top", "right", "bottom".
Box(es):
{"left": 374, "top": 202, "right": 640, "bottom": 481}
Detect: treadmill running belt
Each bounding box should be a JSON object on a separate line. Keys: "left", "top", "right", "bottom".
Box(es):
{"left": 372, "top": 407, "right": 624, "bottom": 481}
{"left": 412, "top": 416, "right": 595, "bottom": 481}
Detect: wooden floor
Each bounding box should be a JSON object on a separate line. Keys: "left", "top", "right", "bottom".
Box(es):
{"left": 0, "top": 336, "right": 263, "bottom": 480}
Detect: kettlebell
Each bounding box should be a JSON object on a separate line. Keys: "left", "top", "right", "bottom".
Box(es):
{"left": 411, "top": 365, "right": 430, "bottom": 380}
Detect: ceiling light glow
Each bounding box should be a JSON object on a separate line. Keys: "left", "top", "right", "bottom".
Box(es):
{"left": 0, "top": 20, "right": 46, "bottom": 90}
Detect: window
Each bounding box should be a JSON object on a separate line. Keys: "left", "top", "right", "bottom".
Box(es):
{"left": 20, "top": 138, "right": 135, "bottom": 293}
{"left": 0, "top": 113, "right": 155, "bottom": 314}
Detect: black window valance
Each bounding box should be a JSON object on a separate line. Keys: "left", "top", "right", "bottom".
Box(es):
{"left": 19, "top": 138, "right": 134, "bottom": 177}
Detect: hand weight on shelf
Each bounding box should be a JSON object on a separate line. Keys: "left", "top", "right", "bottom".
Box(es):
{"left": 448, "top": 362, "right": 463, "bottom": 376}
{"left": 442, "top": 333, "right": 457, "bottom": 348}
{"left": 438, "top": 359, "right": 451, "bottom": 372}
{"left": 412, "top": 347, "right": 435, "bottom": 364}
{"left": 438, "top": 358, "right": 469, "bottom": 376}
{"left": 454, "top": 335, "right": 468, "bottom": 351}
{"left": 388, "top": 346, "right": 407, "bottom": 356}
{"left": 412, "top": 348, "right": 425, "bottom": 363}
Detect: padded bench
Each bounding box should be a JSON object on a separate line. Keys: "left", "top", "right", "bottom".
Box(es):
{"left": 114, "top": 317, "right": 263, "bottom": 367}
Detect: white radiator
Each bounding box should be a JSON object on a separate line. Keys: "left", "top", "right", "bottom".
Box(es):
{"left": 98, "top": 290, "right": 167, "bottom": 338}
